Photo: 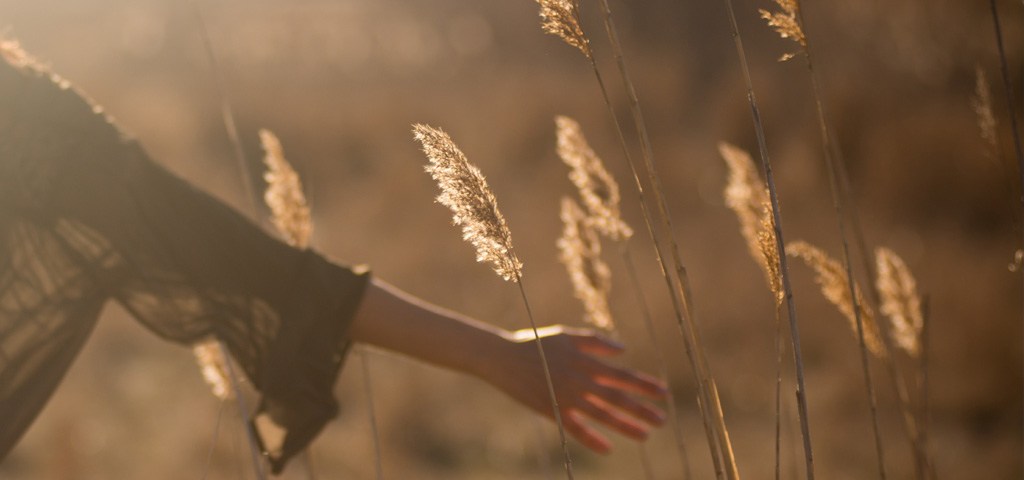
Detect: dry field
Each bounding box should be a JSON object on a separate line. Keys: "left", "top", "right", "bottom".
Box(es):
{"left": 0, "top": 0, "right": 1021, "bottom": 478}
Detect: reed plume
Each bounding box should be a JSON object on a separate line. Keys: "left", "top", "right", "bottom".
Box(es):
{"left": 558, "top": 197, "right": 614, "bottom": 331}
{"left": 556, "top": 116, "right": 633, "bottom": 242}
{"left": 787, "top": 241, "right": 885, "bottom": 357}
{"left": 720, "top": 142, "right": 783, "bottom": 305}
{"left": 413, "top": 123, "right": 573, "bottom": 479}
{"left": 413, "top": 124, "right": 523, "bottom": 282}
{"left": 875, "top": 248, "right": 923, "bottom": 357}
{"left": 535, "top": 0, "right": 591, "bottom": 59}
{"left": 193, "top": 340, "right": 234, "bottom": 400}
{"left": 260, "top": 129, "right": 312, "bottom": 249}
{"left": 759, "top": 0, "right": 806, "bottom": 61}
{"left": 972, "top": 66, "right": 999, "bottom": 160}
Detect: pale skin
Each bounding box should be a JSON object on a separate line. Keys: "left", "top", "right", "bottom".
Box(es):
{"left": 349, "top": 277, "right": 668, "bottom": 453}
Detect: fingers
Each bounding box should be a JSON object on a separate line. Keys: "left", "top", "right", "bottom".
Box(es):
{"left": 585, "top": 357, "right": 668, "bottom": 399}
{"left": 578, "top": 394, "right": 650, "bottom": 441}
{"left": 564, "top": 410, "right": 612, "bottom": 454}
{"left": 570, "top": 332, "right": 625, "bottom": 356}
{"left": 590, "top": 384, "right": 666, "bottom": 426}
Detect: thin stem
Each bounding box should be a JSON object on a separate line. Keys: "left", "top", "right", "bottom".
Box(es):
{"left": 719, "top": 0, "right": 816, "bottom": 477}
{"left": 621, "top": 244, "right": 693, "bottom": 480}
{"left": 987, "top": 7, "right": 1024, "bottom": 479}
{"left": 638, "top": 444, "right": 657, "bottom": 480}
{"left": 774, "top": 306, "right": 783, "bottom": 480}
{"left": 218, "top": 342, "right": 267, "bottom": 480}
{"left": 586, "top": 50, "right": 725, "bottom": 480}
{"left": 359, "top": 348, "right": 384, "bottom": 480}
{"left": 200, "top": 399, "right": 227, "bottom": 480}
{"left": 514, "top": 273, "right": 575, "bottom": 480}
{"left": 591, "top": 1, "right": 739, "bottom": 477}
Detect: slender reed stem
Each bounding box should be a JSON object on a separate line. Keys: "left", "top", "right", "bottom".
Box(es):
{"left": 191, "top": 4, "right": 271, "bottom": 477}
{"left": 620, "top": 244, "right": 693, "bottom": 480}
{"left": 514, "top": 273, "right": 575, "bottom": 480}
{"left": 218, "top": 342, "right": 267, "bottom": 479}
{"left": 201, "top": 399, "right": 227, "bottom": 480}
{"left": 359, "top": 348, "right": 384, "bottom": 480}
{"left": 302, "top": 450, "right": 319, "bottom": 480}
{"left": 918, "top": 296, "right": 934, "bottom": 479}
{"left": 987, "top": 7, "right": 1024, "bottom": 478}
{"left": 773, "top": 306, "right": 783, "bottom": 480}
{"left": 586, "top": 49, "right": 726, "bottom": 480}
{"left": 719, "top": 1, "right": 816, "bottom": 477}
{"left": 638, "top": 444, "right": 657, "bottom": 480}
{"left": 789, "top": 6, "right": 894, "bottom": 477}
{"left": 589, "top": 1, "right": 739, "bottom": 477}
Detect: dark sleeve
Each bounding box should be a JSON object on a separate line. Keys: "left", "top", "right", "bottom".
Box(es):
{"left": 0, "top": 46, "right": 369, "bottom": 474}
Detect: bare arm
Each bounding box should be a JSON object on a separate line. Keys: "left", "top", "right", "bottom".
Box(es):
{"left": 349, "top": 277, "right": 667, "bottom": 453}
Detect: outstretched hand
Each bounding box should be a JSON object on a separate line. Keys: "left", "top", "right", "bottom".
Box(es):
{"left": 483, "top": 325, "right": 668, "bottom": 454}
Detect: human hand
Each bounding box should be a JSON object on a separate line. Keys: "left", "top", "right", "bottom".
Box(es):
{"left": 482, "top": 325, "right": 668, "bottom": 454}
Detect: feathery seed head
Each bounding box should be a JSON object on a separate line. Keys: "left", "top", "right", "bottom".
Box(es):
{"left": 1011, "top": 249, "right": 1023, "bottom": 272}
{"left": 558, "top": 197, "right": 614, "bottom": 331}
{"left": 193, "top": 340, "right": 234, "bottom": 400}
{"left": 760, "top": 0, "right": 806, "bottom": 61}
{"left": 414, "top": 124, "right": 523, "bottom": 282}
{"left": 972, "top": 66, "right": 999, "bottom": 160}
{"left": 536, "top": 0, "right": 592, "bottom": 59}
{"left": 556, "top": 116, "right": 633, "bottom": 241}
{"left": 720, "top": 143, "right": 781, "bottom": 303}
{"left": 757, "top": 202, "right": 784, "bottom": 306}
{"left": 787, "top": 241, "right": 886, "bottom": 357}
{"left": 875, "top": 247, "right": 923, "bottom": 357}
{"left": 260, "top": 129, "right": 312, "bottom": 249}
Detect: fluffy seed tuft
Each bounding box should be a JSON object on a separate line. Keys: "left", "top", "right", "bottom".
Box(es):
{"left": 260, "top": 129, "right": 312, "bottom": 249}
{"left": 193, "top": 340, "right": 235, "bottom": 400}
{"left": 787, "top": 241, "right": 885, "bottom": 357}
{"left": 558, "top": 197, "right": 614, "bottom": 331}
{"left": 535, "top": 0, "right": 592, "bottom": 59}
{"left": 875, "top": 247, "right": 923, "bottom": 357}
{"left": 759, "top": 0, "right": 806, "bottom": 61}
{"left": 972, "top": 66, "right": 999, "bottom": 161}
{"left": 414, "top": 124, "right": 523, "bottom": 282}
{"left": 556, "top": 116, "right": 633, "bottom": 241}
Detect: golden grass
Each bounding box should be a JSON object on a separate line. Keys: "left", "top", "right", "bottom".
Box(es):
{"left": 192, "top": 341, "right": 234, "bottom": 400}
{"left": 719, "top": 142, "right": 782, "bottom": 305}
{"left": 787, "top": 241, "right": 885, "bottom": 357}
{"left": 557, "top": 197, "right": 614, "bottom": 331}
{"left": 971, "top": 66, "right": 999, "bottom": 160}
{"left": 759, "top": 0, "right": 806, "bottom": 61}
{"left": 260, "top": 129, "right": 312, "bottom": 249}
{"left": 556, "top": 116, "right": 633, "bottom": 242}
{"left": 875, "top": 247, "right": 923, "bottom": 357}
{"left": 413, "top": 124, "right": 523, "bottom": 282}
{"left": 535, "top": 0, "right": 591, "bottom": 59}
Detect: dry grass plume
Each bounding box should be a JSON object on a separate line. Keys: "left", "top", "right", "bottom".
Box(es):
{"left": 720, "top": 142, "right": 782, "bottom": 304}
{"left": 535, "top": 0, "right": 592, "bottom": 59}
{"left": 759, "top": 0, "right": 806, "bottom": 61}
{"left": 413, "top": 124, "right": 523, "bottom": 282}
{"left": 787, "top": 241, "right": 885, "bottom": 357}
{"left": 260, "top": 129, "right": 312, "bottom": 249}
{"left": 558, "top": 197, "right": 614, "bottom": 331}
{"left": 556, "top": 116, "right": 633, "bottom": 242}
{"left": 875, "top": 247, "right": 923, "bottom": 357}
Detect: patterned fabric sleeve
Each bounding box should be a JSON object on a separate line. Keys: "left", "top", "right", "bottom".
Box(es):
{"left": 0, "top": 43, "right": 370, "bottom": 474}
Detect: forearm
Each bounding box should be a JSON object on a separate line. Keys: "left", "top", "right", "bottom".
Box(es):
{"left": 348, "top": 277, "right": 511, "bottom": 379}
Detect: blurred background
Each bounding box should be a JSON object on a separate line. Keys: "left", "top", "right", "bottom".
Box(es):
{"left": 0, "top": 0, "right": 1021, "bottom": 478}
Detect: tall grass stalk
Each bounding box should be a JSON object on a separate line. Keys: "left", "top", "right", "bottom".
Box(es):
{"left": 719, "top": 1, "right": 815, "bottom": 476}
{"left": 359, "top": 349, "right": 384, "bottom": 480}
{"left": 987, "top": 6, "right": 1024, "bottom": 476}
{"left": 535, "top": 2, "right": 734, "bottom": 476}
{"left": 584, "top": 2, "right": 740, "bottom": 476}
{"left": 762, "top": 1, "right": 898, "bottom": 476}
{"left": 413, "top": 124, "right": 574, "bottom": 479}
{"left": 620, "top": 244, "right": 693, "bottom": 480}
{"left": 191, "top": 4, "right": 268, "bottom": 477}
{"left": 593, "top": 3, "right": 741, "bottom": 475}
{"left": 555, "top": 115, "right": 691, "bottom": 478}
